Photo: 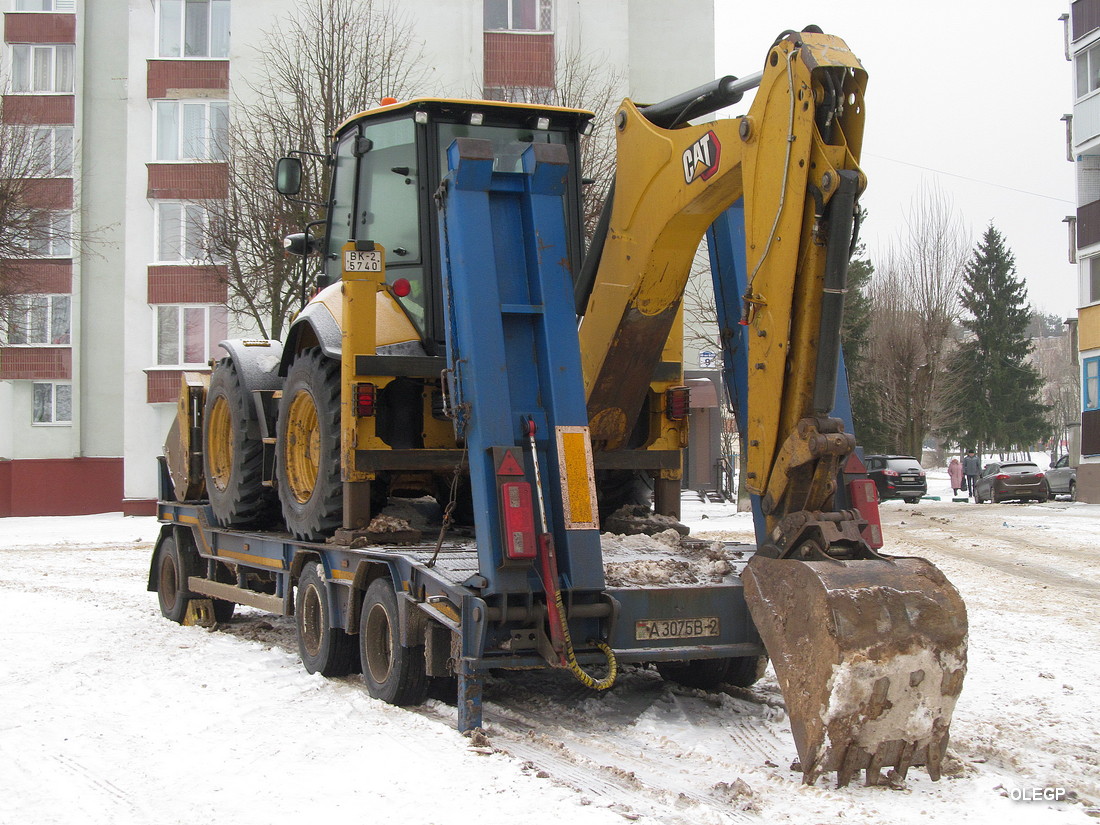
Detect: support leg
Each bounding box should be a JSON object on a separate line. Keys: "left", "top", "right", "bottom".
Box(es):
{"left": 457, "top": 664, "right": 484, "bottom": 732}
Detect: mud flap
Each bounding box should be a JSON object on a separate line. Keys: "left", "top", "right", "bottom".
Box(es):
{"left": 741, "top": 554, "right": 967, "bottom": 787}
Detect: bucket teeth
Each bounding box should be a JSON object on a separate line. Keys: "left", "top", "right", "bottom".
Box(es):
{"left": 742, "top": 554, "right": 968, "bottom": 788}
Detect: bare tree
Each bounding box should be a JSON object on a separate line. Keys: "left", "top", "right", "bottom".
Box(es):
{"left": 0, "top": 91, "right": 79, "bottom": 338}
{"left": 202, "top": 0, "right": 428, "bottom": 339}
{"left": 481, "top": 47, "right": 624, "bottom": 243}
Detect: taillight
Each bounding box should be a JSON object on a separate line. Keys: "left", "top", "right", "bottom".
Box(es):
{"left": 995, "top": 473, "right": 1009, "bottom": 480}
{"left": 354, "top": 382, "right": 376, "bottom": 416}
{"left": 1036, "top": 472, "right": 1045, "bottom": 479}
{"left": 666, "top": 386, "right": 690, "bottom": 420}
{"left": 883, "top": 469, "right": 899, "bottom": 477}
{"left": 391, "top": 278, "right": 411, "bottom": 297}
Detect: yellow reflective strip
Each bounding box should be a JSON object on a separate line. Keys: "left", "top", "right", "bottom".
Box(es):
{"left": 215, "top": 548, "right": 284, "bottom": 570}
{"left": 330, "top": 569, "right": 355, "bottom": 580}
{"left": 556, "top": 426, "right": 598, "bottom": 530}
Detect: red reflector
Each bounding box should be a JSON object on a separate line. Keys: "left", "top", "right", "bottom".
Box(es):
{"left": 392, "top": 278, "right": 411, "bottom": 297}
{"left": 355, "top": 383, "right": 376, "bottom": 416}
{"left": 500, "top": 481, "right": 537, "bottom": 560}
{"left": 666, "top": 386, "right": 690, "bottom": 420}
{"left": 848, "top": 478, "right": 883, "bottom": 549}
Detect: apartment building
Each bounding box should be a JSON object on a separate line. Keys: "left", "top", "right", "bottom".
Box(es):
{"left": 1065, "top": 0, "right": 1100, "bottom": 502}
{"left": 0, "top": 0, "right": 715, "bottom": 516}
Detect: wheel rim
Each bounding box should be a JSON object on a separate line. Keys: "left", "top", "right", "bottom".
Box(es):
{"left": 300, "top": 582, "right": 323, "bottom": 658}
{"left": 284, "top": 389, "right": 321, "bottom": 504}
{"left": 364, "top": 601, "right": 394, "bottom": 684}
{"left": 207, "top": 396, "right": 233, "bottom": 492}
{"left": 159, "top": 553, "right": 178, "bottom": 611}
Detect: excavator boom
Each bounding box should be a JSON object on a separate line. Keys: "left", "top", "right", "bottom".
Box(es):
{"left": 580, "top": 29, "right": 968, "bottom": 787}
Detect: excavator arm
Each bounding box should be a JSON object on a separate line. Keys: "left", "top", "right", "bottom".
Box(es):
{"left": 581, "top": 29, "right": 967, "bottom": 788}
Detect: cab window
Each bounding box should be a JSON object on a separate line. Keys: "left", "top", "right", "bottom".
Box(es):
{"left": 356, "top": 118, "right": 424, "bottom": 329}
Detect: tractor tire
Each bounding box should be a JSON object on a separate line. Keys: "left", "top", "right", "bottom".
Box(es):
{"left": 276, "top": 348, "right": 342, "bottom": 541}
{"left": 295, "top": 562, "right": 356, "bottom": 676}
{"left": 360, "top": 577, "right": 428, "bottom": 706}
{"left": 657, "top": 655, "right": 766, "bottom": 690}
{"left": 156, "top": 532, "right": 194, "bottom": 624}
{"left": 204, "top": 358, "right": 275, "bottom": 528}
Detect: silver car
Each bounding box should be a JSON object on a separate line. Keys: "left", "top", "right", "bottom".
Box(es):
{"left": 1045, "top": 455, "right": 1077, "bottom": 500}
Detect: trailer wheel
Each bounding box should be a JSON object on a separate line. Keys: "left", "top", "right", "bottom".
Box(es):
{"left": 204, "top": 358, "right": 274, "bottom": 528}
{"left": 277, "top": 348, "right": 342, "bottom": 540}
{"left": 657, "top": 655, "right": 766, "bottom": 689}
{"left": 156, "top": 533, "right": 192, "bottom": 624}
{"left": 296, "top": 563, "right": 356, "bottom": 676}
{"left": 360, "top": 578, "right": 428, "bottom": 705}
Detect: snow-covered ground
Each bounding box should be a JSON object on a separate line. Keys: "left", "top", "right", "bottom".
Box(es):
{"left": 2, "top": 476, "right": 1098, "bottom": 824}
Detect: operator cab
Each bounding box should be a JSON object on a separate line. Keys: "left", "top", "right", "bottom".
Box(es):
{"left": 277, "top": 98, "right": 594, "bottom": 356}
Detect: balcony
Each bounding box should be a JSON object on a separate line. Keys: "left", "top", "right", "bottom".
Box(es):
{"left": 1079, "top": 199, "right": 1100, "bottom": 249}
{"left": 1075, "top": 0, "right": 1100, "bottom": 41}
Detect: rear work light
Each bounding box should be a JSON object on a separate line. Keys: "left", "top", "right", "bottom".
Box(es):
{"left": 354, "top": 382, "right": 376, "bottom": 417}
{"left": 666, "top": 386, "right": 691, "bottom": 420}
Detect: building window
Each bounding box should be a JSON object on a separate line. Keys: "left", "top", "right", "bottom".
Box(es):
{"left": 484, "top": 0, "right": 552, "bottom": 31}
{"left": 155, "top": 304, "right": 227, "bottom": 366}
{"left": 28, "top": 126, "right": 73, "bottom": 177}
{"left": 4, "top": 294, "right": 71, "bottom": 345}
{"left": 1079, "top": 42, "right": 1100, "bottom": 99}
{"left": 1086, "top": 357, "right": 1100, "bottom": 411}
{"left": 18, "top": 212, "right": 72, "bottom": 258}
{"left": 155, "top": 100, "right": 229, "bottom": 161}
{"left": 32, "top": 382, "right": 72, "bottom": 424}
{"left": 15, "top": 0, "right": 76, "bottom": 9}
{"left": 158, "top": 0, "right": 230, "bottom": 59}
{"left": 11, "top": 44, "right": 74, "bottom": 93}
{"left": 155, "top": 202, "right": 211, "bottom": 262}
{"left": 1091, "top": 256, "right": 1100, "bottom": 304}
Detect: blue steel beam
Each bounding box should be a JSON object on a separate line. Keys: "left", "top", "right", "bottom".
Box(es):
{"left": 436, "top": 138, "right": 603, "bottom": 597}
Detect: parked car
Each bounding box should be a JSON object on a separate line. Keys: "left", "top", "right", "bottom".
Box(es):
{"left": 1045, "top": 455, "right": 1077, "bottom": 500}
{"left": 864, "top": 454, "right": 927, "bottom": 503}
{"left": 974, "top": 461, "right": 1049, "bottom": 503}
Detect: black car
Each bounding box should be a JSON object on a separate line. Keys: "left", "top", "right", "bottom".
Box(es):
{"left": 864, "top": 455, "right": 927, "bottom": 504}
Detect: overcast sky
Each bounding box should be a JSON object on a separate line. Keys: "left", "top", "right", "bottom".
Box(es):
{"left": 713, "top": 0, "right": 1079, "bottom": 319}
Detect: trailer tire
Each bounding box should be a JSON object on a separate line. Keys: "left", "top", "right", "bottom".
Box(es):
{"left": 296, "top": 563, "right": 356, "bottom": 676}
{"left": 360, "top": 578, "right": 428, "bottom": 706}
{"left": 156, "top": 533, "right": 193, "bottom": 624}
{"left": 657, "top": 655, "right": 766, "bottom": 689}
{"left": 277, "top": 348, "right": 342, "bottom": 541}
{"left": 204, "top": 358, "right": 275, "bottom": 528}
{"left": 212, "top": 599, "right": 235, "bottom": 623}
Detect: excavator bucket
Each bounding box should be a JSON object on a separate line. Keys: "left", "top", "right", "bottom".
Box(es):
{"left": 742, "top": 554, "right": 967, "bottom": 787}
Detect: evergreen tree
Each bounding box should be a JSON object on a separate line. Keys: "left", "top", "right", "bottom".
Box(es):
{"left": 840, "top": 208, "right": 890, "bottom": 452}
{"left": 947, "top": 225, "right": 1047, "bottom": 454}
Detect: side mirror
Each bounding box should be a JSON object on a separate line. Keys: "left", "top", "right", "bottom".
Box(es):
{"left": 274, "top": 157, "right": 302, "bottom": 196}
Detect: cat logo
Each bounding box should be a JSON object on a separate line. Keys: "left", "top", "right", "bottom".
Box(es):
{"left": 682, "top": 130, "right": 721, "bottom": 184}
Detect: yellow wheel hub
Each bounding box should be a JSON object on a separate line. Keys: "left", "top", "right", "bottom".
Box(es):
{"left": 284, "top": 389, "right": 321, "bottom": 504}
{"left": 207, "top": 396, "right": 233, "bottom": 492}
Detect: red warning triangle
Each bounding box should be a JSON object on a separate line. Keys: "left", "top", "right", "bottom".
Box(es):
{"left": 497, "top": 450, "right": 524, "bottom": 476}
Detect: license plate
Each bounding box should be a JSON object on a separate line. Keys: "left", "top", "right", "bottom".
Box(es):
{"left": 344, "top": 250, "right": 382, "bottom": 272}
{"left": 635, "top": 617, "right": 720, "bottom": 641}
